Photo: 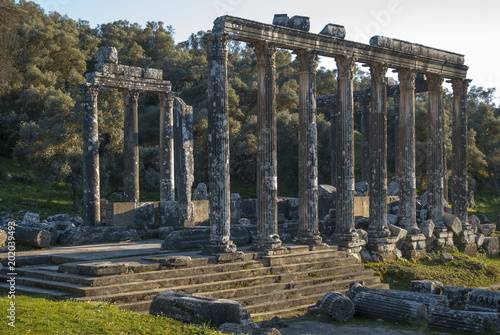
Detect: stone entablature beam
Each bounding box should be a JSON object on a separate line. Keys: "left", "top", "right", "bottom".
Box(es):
{"left": 212, "top": 16, "right": 467, "bottom": 78}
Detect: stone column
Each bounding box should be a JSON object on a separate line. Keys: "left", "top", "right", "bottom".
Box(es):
{"left": 202, "top": 33, "right": 237, "bottom": 254}
{"left": 396, "top": 69, "right": 418, "bottom": 231}
{"left": 367, "top": 64, "right": 397, "bottom": 259}
{"left": 394, "top": 94, "right": 400, "bottom": 178}
{"left": 122, "top": 89, "right": 141, "bottom": 203}
{"left": 159, "top": 91, "right": 175, "bottom": 202}
{"left": 361, "top": 100, "right": 370, "bottom": 184}
{"left": 174, "top": 97, "right": 194, "bottom": 228}
{"left": 295, "top": 49, "right": 323, "bottom": 247}
{"left": 427, "top": 74, "right": 444, "bottom": 225}
{"left": 81, "top": 84, "right": 100, "bottom": 226}
{"left": 330, "top": 103, "right": 337, "bottom": 187}
{"left": 252, "top": 42, "right": 282, "bottom": 252}
{"left": 332, "top": 56, "right": 365, "bottom": 254}
{"left": 451, "top": 78, "right": 470, "bottom": 224}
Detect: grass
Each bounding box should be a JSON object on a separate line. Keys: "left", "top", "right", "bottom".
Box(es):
{"left": 0, "top": 293, "right": 218, "bottom": 335}
{"left": 365, "top": 249, "right": 500, "bottom": 291}
{"left": 468, "top": 186, "right": 500, "bottom": 224}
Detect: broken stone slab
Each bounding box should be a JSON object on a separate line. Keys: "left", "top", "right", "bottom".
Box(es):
{"left": 318, "top": 184, "right": 336, "bottom": 198}
{"left": 483, "top": 236, "right": 499, "bottom": 257}
{"left": 319, "top": 23, "right": 346, "bottom": 39}
{"left": 410, "top": 280, "right": 443, "bottom": 294}
{"left": 428, "top": 307, "right": 486, "bottom": 333}
{"left": 193, "top": 182, "right": 208, "bottom": 200}
{"left": 418, "top": 219, "right": 435, "bottom": 239}
{"left": 442, "top": 212, "right": 462, "bottom": 235}
{"left": 218, "top": 323, "right": 281, "bottom": 335}
{"left": 388, "top": 224, "right": 407, "bottom": 249}
{"left": 475, "top": 233, "right": 485, "bottom": 248}
{"left": 466, "top": 289, "right": 500, "bottom": 312}
{"left": 74, "top": 261, "right": 139, "bottom": 276}
{"left": 149, "top": 291, "right": 256, "bottom": 328}
{"left": 22, "top": 212, "right": 40, "bottom": 223}
{"left": 440, "top": 252, "right": 453, "bottom": 264}
{"left": 469, "top": 214, "right": 481, "bottom": 226}
{"left": 319, "top": 291, "right": 355, "bottom": 321}
{"left": 387, "top": 181, "right": 399, "bottom": 196}
{"left": 352, "top": 292, "right": 427, "bottom": 325}
{"left": 478, "top": 223, "right": 496, "bottom": 236}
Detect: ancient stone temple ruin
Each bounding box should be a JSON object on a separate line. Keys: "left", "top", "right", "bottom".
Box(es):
{"left": 81, "top": 46, "right": 194, "bottom": 228}
{"left": 203, "top": 14, "right": 471, "bottom": 258}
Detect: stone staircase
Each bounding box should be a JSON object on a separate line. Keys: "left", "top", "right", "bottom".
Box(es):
{"left": 0, "top": 244, "right": 388, "bottom": 320}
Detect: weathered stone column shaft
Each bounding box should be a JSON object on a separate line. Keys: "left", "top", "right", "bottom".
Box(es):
{"left": 451, "top": 78, "right": 470, "bottom": 224}
{"left": 361, "top": 100, "right": 371, "bottom": 184}
{"left": 330, "top": 104, "right": 337, "bottom": 187}
{"left": 174, "top": 97, "right": 194, "bottom": 228}
{"left": 253, "top": 42, "right": 281, "bottom": 250}
{"left": 122, "top": 89, "right": 141, "bottom": 203}
{"left": 368, "top": 63, "right": 388, "bottom": 230}
{"left": 335, "top": 56, "right": 357, "bottom": 234}
{"left": 159, "top": 92, "right": 175, "bottom": 202}
{"left": 296, "top": 49, "right": 322, "bottom": 245}
{"left": 81, "top": 84, "right": 100, "bottom": 225}
{"left": 203, "top": 33, "right": 236, "bottom": 253}
{"left": 427, "top": 74, "right": 444, "bottom": 223}
{"left": 397, "top": 68, "right": 417, "bottom": 230}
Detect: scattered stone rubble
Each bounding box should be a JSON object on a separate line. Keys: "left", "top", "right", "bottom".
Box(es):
{"left": 312, "top": 281, "right": 500, "bottom": 333}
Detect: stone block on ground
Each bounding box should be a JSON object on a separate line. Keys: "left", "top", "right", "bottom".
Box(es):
{"left": 387, "top": 181, "right": 399, "bottom": 196}
{"left": 441, "top": 286, "right": 473, "bottom": 306}
{"left": 483, "top": 236, "right": 499, "bottom": 257}
{"left": 466, "top": 289, "right": 500, "bottom": 312}
{"left": 478, "top": 214, "right": 491, "bottom": 224}
{"left": 469, "top": 215, "right": 481, "bottom": 227}
{"left": 440, "top": 252, "right": 453, "bottom": 264}
{"left": 318, "top": 184, "right": 336, "bottom": 198}
{"left": 442, "top": 212, "right": 462, "bottom": 235}
{"left": 388, "top": 224, "right": 407, "bottom": 249}
{"left": 149, "top": 291, "right": 256, "bottom": 328}
{"left": 478, "top": 224, "right": 496, "bottom": 236}
{"left": 22, "top": 212, "right": 40, "bottom": 223}
{"left": 193, "top": 183, "right": 208, "bottom": 200}
{"left": 428, "top": 308, "right": 488, "bottom": 333}
{"left": 419, "top": 219, "right": 435, "bottom": 239}
{"left": 410, "top": 280, "right": 443, "bottom": 294}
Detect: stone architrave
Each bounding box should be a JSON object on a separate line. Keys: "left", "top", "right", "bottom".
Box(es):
{"left": 202, "top": 33, "right": 237, "bottom": 254}
{"left": 122, "top": 89, "right": 141, "bottom": 203}
{"left": 427, "top": 74, "right": 444, "bottom": 224}
{"left": 81, "top": 84, "right": 100, "bottom": 226}
{"left": 361, "top": 100, "right": 370, "bottom": 184}
{"left": 295, "top": 49, "right": 323, "bottom": 246}
{"left": 451, "top": 78, "right": 470, "bottom": 225}
{"left": 159, "top": 91, "right": 176, "bottom": 202}
{"left": 252, "top": 42, "right": 282, "bottom": 251}
{"left": 174, "top": 97, "right": 194, "bottom": 228}
{"left": 397, "top": 68, "right": 418, "bottom": 231}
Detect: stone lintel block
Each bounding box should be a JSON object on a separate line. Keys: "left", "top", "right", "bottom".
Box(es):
{"left": 287, "top": 15, "right": 310, "bottom": 31}
{"left": 94, "top": 46, "right": 118, "bottom": 65}
{"left": 143, "top": 68, "right": 163, "bottom": 80}
{"left": 272, "top": 14, "right": 289, "bottom": 27}
{"left": 123, "top": 65, "right": 143, "bottom": 78}
{"left": 319, "top": 23, "right": 346, "bottom": 39}
{"left": 99, "top": 63, "right": 125, "bottom": 74}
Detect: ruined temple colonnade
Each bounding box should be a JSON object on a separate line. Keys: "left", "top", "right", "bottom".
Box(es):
{"left": 204, "top": 15, "right": 470, "bottom": 256}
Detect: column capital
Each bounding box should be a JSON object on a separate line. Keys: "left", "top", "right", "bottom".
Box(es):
{"left": 158, "top": 91, "right": 176, "bottom": 107}
{"left": 296, "top": 49, "right": 319, "bottom": 73}
{"left": 427, "top": 73, "right": 444, "bottom": 92}
{"left": 397, "top": 68, "right": 416, "bottom": 90}
{"left": 252, "top": 42, "right": 277, "bottom": 67}
{"left": 369, "top": 63, "right": 388, "bottom": 84}
{"left": 335, "top": 55, "right": 357, "bottom": 79}
{"left": 80, "top": 84, "right": 100, "bottom": 100}
{"left": 204, "top": 33, "right": 232, "bottom": 60}
{"left": 121, "top": 88, "right": 141, "bottom": 103}
{"left": 451, "top": 78, "right": 471, "bottom": 96}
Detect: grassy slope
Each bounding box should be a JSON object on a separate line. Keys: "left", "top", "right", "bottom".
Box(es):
{"left": 0, "top": 294, "right": 217, "bottom": 334}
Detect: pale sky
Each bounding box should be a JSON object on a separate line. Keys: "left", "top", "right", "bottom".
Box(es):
{"left": 21, "top": 0, "right": 500, "bottom": 104}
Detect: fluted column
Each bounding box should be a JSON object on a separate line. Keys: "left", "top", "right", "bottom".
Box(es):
{"left": 397, "top": 68, "right": 418, "bottom": 231}
{"left": 252, "top": 42, "right": 282, "bottom": 251}
{"left": 295, "top": 49, "right": 323, "bottom": 247}
{"left": 159, "top": 91, "right": 175, "bottom": 202}
{"left": 122, "top": 89, "right": 141, "bottom": 203}
{"left": 394, "top": 94, "right": 400, "bottom": 178}
{"left": 451, "top": 78, "right": 470, "bottom": 224}
{"left": 368, "top": 63, "right": 388, "bottom": 231}
{"left": 81, "top": 84, "right": 100, "bottom": 226}
{"left": 330, "top": 103, "right": 337, "bottom": 187}
{"left": 334, "top": 56, "right": 356, "bottom": 236}
{"left": 361, "top": 100, "right": 370, "bottom": 184}
{"left": 202, "top": 33, "right": 236, "bottom": 254}
{"left": 427, "top": 74, "right": 444, "bottom": 224}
